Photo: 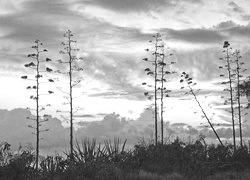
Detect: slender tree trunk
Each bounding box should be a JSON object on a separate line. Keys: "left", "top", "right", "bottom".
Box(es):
{"left": 36, "top": 50, "right": 40, "bottom": 170}
{"left": 68, "top": 37, "right": 74, "bottom": 159}
{"left": 235, "top": 51, "right": 243, "bottom": 148}
{"left": 154, "top": 35, "right": 159, "bottom": 146}
{"left": 160, "top": 55, "right": 164, "bottom": 145}
{"left": 226, "top": 48, "right": 236, "bottom": 150}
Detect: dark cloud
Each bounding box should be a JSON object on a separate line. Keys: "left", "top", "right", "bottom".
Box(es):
{"left": 0, "top": 3, "right": 63, "bottom": 44}
{"left": 172, "top": 123, "right": 188, "bottom": 127}
{"left": 225, "top": 24, "right": 250, "bottom": 39}
{"left": 0, "top": 0, "right": 84, "bottom": 67}
{"left": 162, "top": 28, "right": 225, "bottom": 44}
{"left": 74, "top": 114, "right": 96, "bottom": 118}
{"left": 20, "top": 0, "right": 77, "bottom": 16}
{"left": 213, "top": 21, "right": 238, "bottom": 30}
{"left": 82, "top": 0, "right": 202, "bottom": 13}
{"left": 85, "top": 0, "right": 173, "bottom": 13}
{"left": 228, "top": 1, "right": 244, "bottom": 13}
{"left": 159, "top": 21, "right": 250, "bottom": 45}
{"left": 212, "top": 21, "right": 250, "bottom": 41}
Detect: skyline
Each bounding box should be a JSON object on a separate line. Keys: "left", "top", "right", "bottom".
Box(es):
{"left": 0, "top": 0, "right": 250, "bottom": 126}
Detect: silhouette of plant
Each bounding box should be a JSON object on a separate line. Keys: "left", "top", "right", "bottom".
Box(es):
{"left": 218, "top": 41, "right": 249, "bottom": 149}
{"left": 232, "top": 49, "right": 248, "bottom": 148}
{"left": 142, "top": 33, "right": 175, "bottom": 145}
{"left": 56, "top": 30, "right": 84, "bottom": 160}
{"left": 157, "top": 44, "right": 176, "bottom": 144}
{"left": 218, "top": 41, "right": 237, "bottom": 150}
{"left": 21, "top": 40, "right": 54, "bottom": 170}
{"left": 180, "top": 72, "right": 223, "bottom": 146}
{"left": 142, "top": 33, "right": 162, "bottom": 145}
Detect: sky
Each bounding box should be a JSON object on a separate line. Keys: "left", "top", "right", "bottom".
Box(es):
{"left": 0, "top": 0, "right": 250, "bottom": 129}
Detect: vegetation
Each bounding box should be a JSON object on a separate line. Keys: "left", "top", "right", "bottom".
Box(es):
{"left": 1, "top": 138, "right": 250, "bottom": 179}
{"left": 219, "top": 41, "right": 237, "bottom": 150}
{"left": 142, "top": 33, "right": 162, "bottom": 145}
{"left": 21, "top": 40, "right": 54, "bottom": 170}
{"left": 56, "top": 30, "right": 84, "bottom": 159}
{"left": 233, "top": 49, "right": 247, "bottom": 148}
{"left": 219, "top": 41, "right": 248, "bottom": 149}
{"left": 142, "top": 33, "right": 176, "bottom": 145}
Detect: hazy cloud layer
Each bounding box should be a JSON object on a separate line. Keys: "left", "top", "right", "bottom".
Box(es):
{"left": 1, "top": 108, "right": 250, "bottom": 154}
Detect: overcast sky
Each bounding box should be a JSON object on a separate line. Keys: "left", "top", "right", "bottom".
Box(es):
{"left": 0, "top": 0, "right": 250, "bottom": 126}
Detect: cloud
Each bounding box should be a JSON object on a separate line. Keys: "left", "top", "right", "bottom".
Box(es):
{"left": 83, "top": 52, "right": 147, "bottom": 100}
{"left": 82, "top": 0, "right": 202, "bottom": 13}
{"left": 2, "top": 108, "right": 250, "bottom": 154}
{"left": 0, "top": 108, "right": 68, "bottom": 154}
{"left": 0, "top": 108, "right": 199, "bottom": 153}
{"left": 85, "top": 0, "right": 174, "bottom": 13}
{"left": 0, "top": 1, "right": 64, "bottom": 44}
{"left": 160, "top": 21, "right": 250, "bottom": 46}
{"left": 225, "top": 23, "right": 250, "bottom": 39}
{"left": 0, "top": 0, "right": 84, "bottom": 68}
{"left": 228, "top": 1, "right": 244, "bottom": 13}
{"left": 163, "top": 28, "right": 225, "bottom": 44}
{"left": 74, "top": 114, "right": 96, "bottom": 118}
{"left": 242, "top": 15, "right": 250, "bottom": 21}
{"left": 212, "top": 21, "right": 250, "bottom": 40}
{"left": 227, "top": 1, "right": 250, "bottom": 22}
{"left": 213, "top": 20, "right": 238, "bottom": 30}
{"left": 174, "top": 48, "right": 222, "bottom": 81}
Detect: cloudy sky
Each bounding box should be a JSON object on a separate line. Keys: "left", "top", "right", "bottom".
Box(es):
{"left": 0, "top": 0, "right": 250, "bottom": 128}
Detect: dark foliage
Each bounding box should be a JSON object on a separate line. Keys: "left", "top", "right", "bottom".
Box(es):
{"left": 1, "top": 138, "right": 250, "bottom": 179}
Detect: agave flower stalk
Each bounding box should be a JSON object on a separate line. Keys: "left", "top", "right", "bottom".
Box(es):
{"left": 22, "top": 40, "right": 54, "bottom": 170}
{"left": 56, "top": 30, "right": 84, "bottom": 159}
{"left": 219, "top": 41, "right": 236, "bottom": 150}
{"left": 180, "top": 72, "right": 223, "bottom": 146}
{"left": 142, "top": 33, "right": 163, "bottom": 145}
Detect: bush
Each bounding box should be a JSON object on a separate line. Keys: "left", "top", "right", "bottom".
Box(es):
{"left": 1, "top": 138, "right": 250, "bottom": 179}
